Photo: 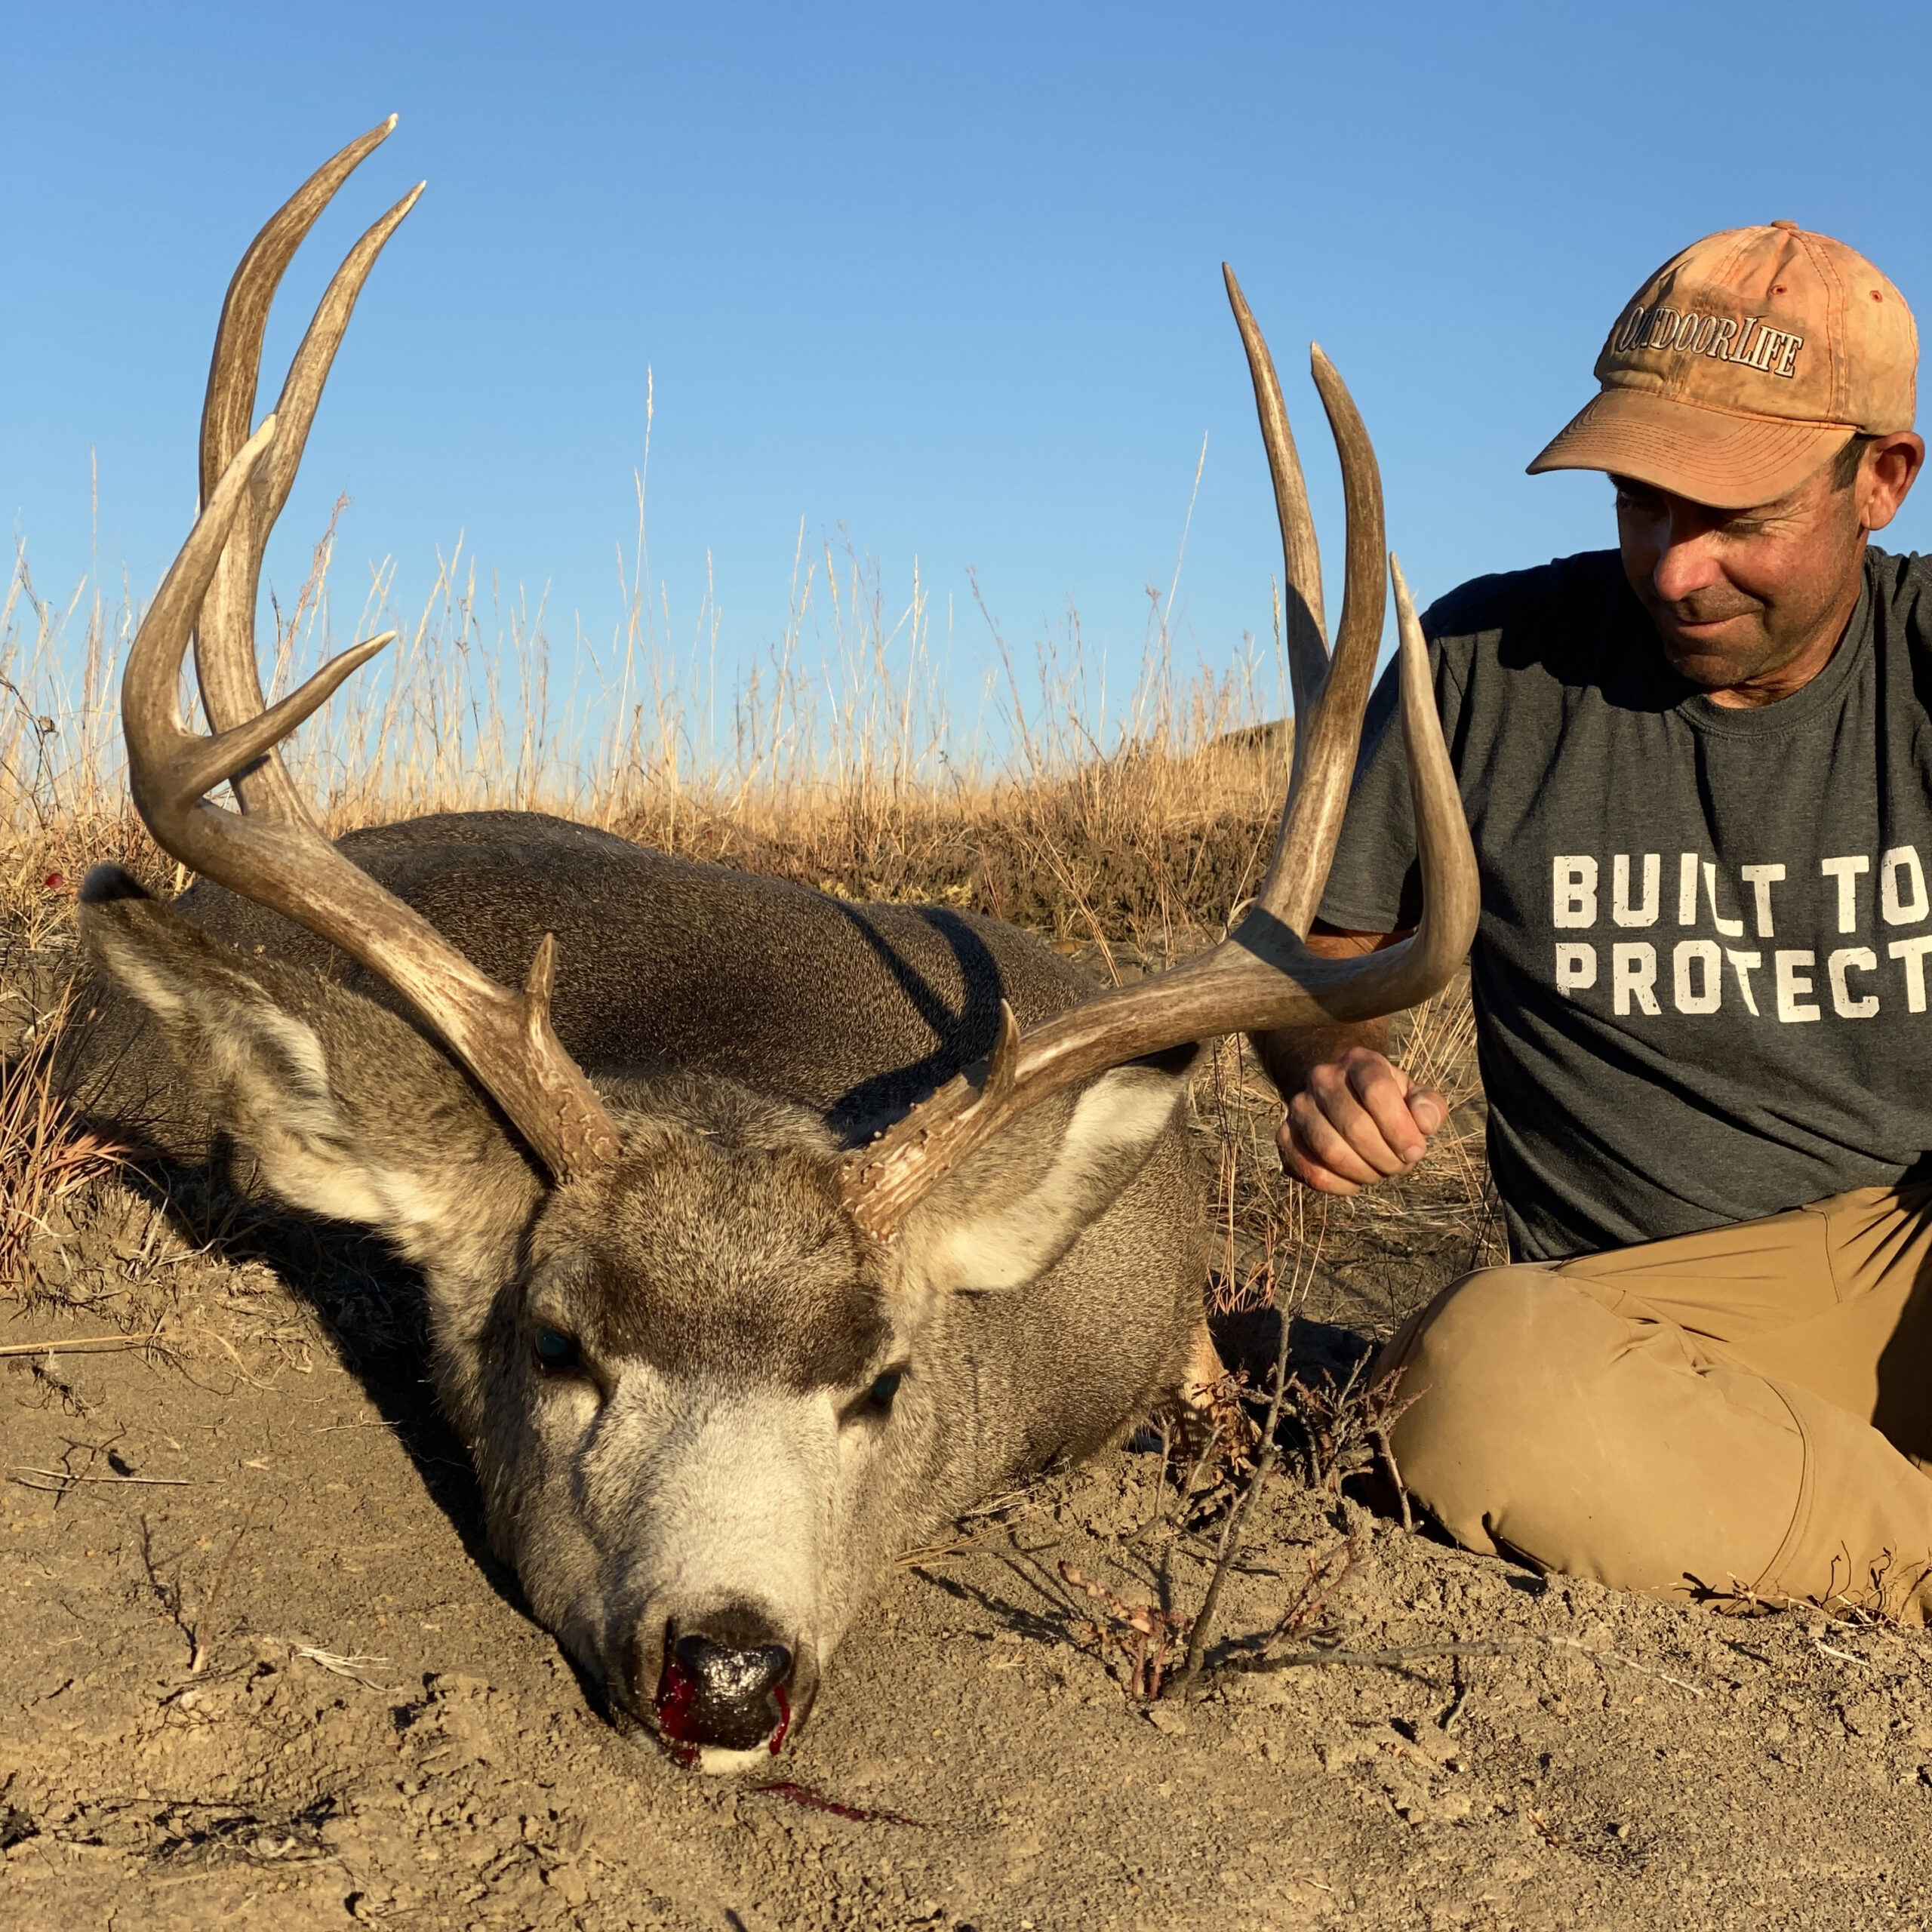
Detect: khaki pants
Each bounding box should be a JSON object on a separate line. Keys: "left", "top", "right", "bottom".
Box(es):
{"left": 1380, "top": 1183, "right": 1932, "bottom": 1622}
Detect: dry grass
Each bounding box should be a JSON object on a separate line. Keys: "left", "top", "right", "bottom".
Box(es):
{"left": 0, "top": 983, "right": 127, "bottom": 1295}
{"left": 0, "top": 508, "right": 1294, "bottom": 940}
{"left": 0, "top": 514, "right": 1491, "bottom": 1316}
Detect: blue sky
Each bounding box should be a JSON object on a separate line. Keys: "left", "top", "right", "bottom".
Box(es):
{"left": 8, "top": 2, "right": 1932, "bottom": 741}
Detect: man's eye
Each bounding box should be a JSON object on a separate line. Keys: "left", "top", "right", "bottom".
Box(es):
{"left": 533, "top": 1327, "right": 580, "bottom": 1371}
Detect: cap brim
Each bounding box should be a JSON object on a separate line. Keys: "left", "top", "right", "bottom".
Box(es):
{"left": 1527, "top": 389, "right": 1856, "bottom": 508}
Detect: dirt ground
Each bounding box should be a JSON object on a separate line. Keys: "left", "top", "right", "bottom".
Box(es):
{"left": 8, "top": 944, "right": 1932, "bottom": 1931}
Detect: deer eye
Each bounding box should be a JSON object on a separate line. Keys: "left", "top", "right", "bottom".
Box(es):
{"left": 839, "top": 1367, "right": 906, "bottom": 1428}
{"left": 533, "top": 1327, "right": 580, "bottom": 1371}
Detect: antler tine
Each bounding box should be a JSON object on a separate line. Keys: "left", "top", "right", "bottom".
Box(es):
{"left": 200, "top": 118, "right": 397, "bottom": 502}
{"left": 123, "top": 138, "right": 623, "bottom": 1186}
{"left": 1248, "top": 344, "right": 1387, "bottom": 937}
{"left": 257, "top": 184, "right": 426, "bottom": 559}
{"left": 125, "top": 422, "right": 401, "bottom": 852}
{"left": 198, "top": 116, "right": 419, "bottom": 824}
{"left": 1387, "top": 552, "right": 1477, "bottom": 977}
{"left": 1223, "top": 265, "right": 1328, "bottom": 726}
{"left": 127, "top": 419, "right": 286, "bottom": 826}
{"left": 841, "top": 304, "right": 1474, "bottom": 1243}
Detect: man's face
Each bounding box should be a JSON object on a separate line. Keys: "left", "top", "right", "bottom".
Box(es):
{"left": 1612, "top": 433, "right": 1922, "bottom": 702}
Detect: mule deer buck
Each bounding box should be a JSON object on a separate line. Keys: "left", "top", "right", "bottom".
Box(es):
{"left": 66, "top": 119, "right": 1476, "bottom": 1770}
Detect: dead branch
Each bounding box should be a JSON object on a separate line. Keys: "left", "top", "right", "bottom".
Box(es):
{"left": 1166, "top": 1211, "right": 1318, "bottom": 1695}
{"left": 1228, "top": 1629, "right": 1706, "bottom": 1700}
{"left": 189, "top": 1503, "right": 260, "bottom": 1675}
{"left": 1060, "top": 1561, "right": 1193, "bottom": 1700}
{"left": 1286, "top": 1357, "right": 1423, "bottom": 1505}
{"left": 1262, "top": 1534, "right": 1366, "bottom": 1654}
{"left": 10, "top": 1467, "right": 195, "bottom": 1491}
{"left": 0, "top": 1333, "right": 162, "bottom": 1359}
{"left": 1361, "top": 1368, "right": 1424, "bottom": 1531}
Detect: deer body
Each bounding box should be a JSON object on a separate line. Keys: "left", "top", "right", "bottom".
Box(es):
{"left": 70, "top": 121, "right": 1477, "bottom": 1767}
{"left": 146, "top": 809, "right": 1145, "bottom": 1129}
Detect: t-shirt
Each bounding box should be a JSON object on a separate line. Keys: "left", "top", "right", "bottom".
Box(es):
{"left": 1317, "top": 545, "right": 1932, "bottom": 1262}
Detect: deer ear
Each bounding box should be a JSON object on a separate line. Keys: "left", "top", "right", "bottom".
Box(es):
{"left": 75, "top": 869, "right": 543, "bottom": 1274}
{"left": 896, "top": 1047, "right": 1199, "bottom": 1293}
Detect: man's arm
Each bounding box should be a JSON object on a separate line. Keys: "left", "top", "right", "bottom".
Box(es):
{"left": 1251, "top": 925, "right": 1447, "bottom": 1197}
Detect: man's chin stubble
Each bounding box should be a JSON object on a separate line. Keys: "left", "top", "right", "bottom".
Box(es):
{"left": 1655, "top": 622, "right": 1771, "bottom": 687}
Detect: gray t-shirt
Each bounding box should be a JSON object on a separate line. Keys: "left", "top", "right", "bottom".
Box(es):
{"left": 1318, "top": 545, "right": 1932, "bottom": 1261}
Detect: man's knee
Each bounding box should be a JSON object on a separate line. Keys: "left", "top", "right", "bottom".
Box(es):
{"left": 1392, "top": 1263, "right": 1603, "bottom": 1429}
{"left": 1384, "top": 1265, "right": 1620, "bottom": 1551}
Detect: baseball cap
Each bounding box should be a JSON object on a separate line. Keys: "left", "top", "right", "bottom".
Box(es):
{"left": 1527, "top": 222, "right": 1918, "bottom": 507}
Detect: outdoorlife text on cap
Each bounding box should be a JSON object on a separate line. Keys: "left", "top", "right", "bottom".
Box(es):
{"left": 1529, "top": 221, "right": 1918, "bottom": 508}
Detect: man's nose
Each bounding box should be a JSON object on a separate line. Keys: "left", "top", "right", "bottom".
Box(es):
{"left": 1651, "top": 526, "right": 1725, "bottom": 605}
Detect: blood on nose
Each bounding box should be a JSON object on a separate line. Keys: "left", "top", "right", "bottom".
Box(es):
{"left": 654, "top": 1632, "right": 795, "bottom": 1755}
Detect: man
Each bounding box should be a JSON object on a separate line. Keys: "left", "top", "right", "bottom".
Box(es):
{"left": 1259, "top": 221, "right": 1932, "bottom": 1619}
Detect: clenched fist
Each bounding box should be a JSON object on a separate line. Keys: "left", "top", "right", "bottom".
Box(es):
{"left": 1276, "top": 1044, "right": 1446, "bottom": 1196}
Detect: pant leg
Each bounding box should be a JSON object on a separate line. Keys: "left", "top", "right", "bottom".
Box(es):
{"left": 1380, "top": 1190, "right": 1932, "bottom": 1620}
{"left": 1557, "top": 1183, "right": 1932, "bottom": 1444}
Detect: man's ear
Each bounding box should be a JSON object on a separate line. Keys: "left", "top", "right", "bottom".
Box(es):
{"left": 1860, "top": 429, "right": 1925, "bottom": 531}
{"left": 896, "top": 1045, "right": 1199, "bottom": 1293}
{"left": 76, "top": 866, "right": 544, "bottom": 1287}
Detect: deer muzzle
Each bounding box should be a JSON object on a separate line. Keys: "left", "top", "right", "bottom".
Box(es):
{"left": 635, "top": 1612, "right": 811, "bottom": 1769}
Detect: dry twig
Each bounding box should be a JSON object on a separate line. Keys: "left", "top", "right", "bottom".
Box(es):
{"left": 1362, "top": 1369, "right": 1424, "bottom": 1530}
{"left": 1059, "top": 1562, "right": 1193, "bottom": 1700}
{"left": 291, "top": 1644, "right": 400, "bottom": 1694}
{"left": 1231, "top": 1629, "right": 1704, "bottom": 1701}
{"left": 0, "top": 1333, "right": 160, "bottom": 1359}
{"left": 10, "top": 1466, "right": 194, "bottom": 1491}
{"left": 189, "top": 1503, "right": 260, "bottom": 1675}
{"left": 1261, "top": 1535, "right": 1367, "bottom": 1655}
{"left": 1166, "top": 1208, "right": 1337, "bottom": 1695}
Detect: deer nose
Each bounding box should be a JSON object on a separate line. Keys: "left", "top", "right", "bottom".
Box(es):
{"left": 653, "top": 1631, "right": 795, "bottom": 1755}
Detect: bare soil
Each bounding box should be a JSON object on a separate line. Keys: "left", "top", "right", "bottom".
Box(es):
{"left": 7, "top": 937, "right": 1932, "bottom": 1931}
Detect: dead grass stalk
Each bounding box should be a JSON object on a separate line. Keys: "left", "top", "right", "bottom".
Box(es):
{"left": 0, "top": 985, "right": 127, "bottom": 1296}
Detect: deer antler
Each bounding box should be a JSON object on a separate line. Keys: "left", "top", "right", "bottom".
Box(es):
{"left": 119, "top": 119, "right": 621, "bottom": 1182}
{"left": 841, "top": 267, "right": 1479, "bottom": 1239}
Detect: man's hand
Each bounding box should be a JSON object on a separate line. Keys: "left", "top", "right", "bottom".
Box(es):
{"left": 1276, "top": 1044, "right": 1447, "bottom": 1196}
{"left": 1251, "top": 926, "right": 1447, "bottom": 1197}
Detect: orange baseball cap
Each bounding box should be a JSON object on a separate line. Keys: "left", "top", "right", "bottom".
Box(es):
{"left": 1528, "top": 222, "right": 1918, "bottom": 507}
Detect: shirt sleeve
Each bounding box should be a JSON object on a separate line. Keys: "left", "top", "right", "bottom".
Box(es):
{"left": 1313, "top": 621, "right": 1466, "bottom": 935}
